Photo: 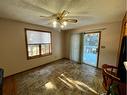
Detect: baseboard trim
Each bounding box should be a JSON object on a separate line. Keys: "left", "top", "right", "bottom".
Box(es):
{"left": 4, "top": 58, "right": 66, "bottom": 79}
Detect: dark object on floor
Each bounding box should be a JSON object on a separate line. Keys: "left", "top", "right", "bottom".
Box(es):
{"left": 102, "top": 64, "right": 126, "bottom": 95}
{"left": 0, "top": 68, "right": 4, "bottom": 95}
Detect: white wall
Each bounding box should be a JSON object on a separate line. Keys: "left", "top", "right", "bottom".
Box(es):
{"left": 0, "top": 18, "right": 122, "bottom": 76}
{"left": 64, "top": 22, "right": 122, "bottom": 68}
{"left": 0, "top": 18, "right": 64, "bottom": 77}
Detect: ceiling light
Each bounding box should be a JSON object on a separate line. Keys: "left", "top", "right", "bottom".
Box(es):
{"left": 53, "top": 20, "right": 67, "bottom": 29}
{"left": 61, "top": 25, "right": 64, "bottom": 28}
{"left": 63, "top": 21, "right": 67, "bottom": 26}
{"left": 53, "top": 21, "right": 57, "bottom": 27}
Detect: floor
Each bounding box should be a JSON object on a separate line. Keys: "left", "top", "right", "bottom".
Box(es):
{"left": 3, "top": 59, "right": 105, "bottom": 95}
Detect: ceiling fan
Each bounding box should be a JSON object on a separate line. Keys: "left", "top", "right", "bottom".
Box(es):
{"left": 40, "top": 10, "right": 78, "bottom": 28}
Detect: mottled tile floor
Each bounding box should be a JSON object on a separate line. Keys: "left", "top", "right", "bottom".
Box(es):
{"left": 15, "top": 59, "right": 105, "bottom": 95}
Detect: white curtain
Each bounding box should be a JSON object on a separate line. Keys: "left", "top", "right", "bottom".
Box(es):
{"left": 70, "top": 33, "right": 80, "bottom": 62}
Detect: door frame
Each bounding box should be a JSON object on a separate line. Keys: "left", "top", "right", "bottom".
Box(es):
{"left": 83, "top": 31, "right": 101, "bottom": 67}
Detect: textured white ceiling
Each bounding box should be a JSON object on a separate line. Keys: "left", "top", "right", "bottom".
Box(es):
{"left": 0, "top": 0, "right": 126, "bottom": 30}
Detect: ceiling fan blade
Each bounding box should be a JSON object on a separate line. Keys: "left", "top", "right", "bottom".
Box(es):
{"left": 40, "top": 14, "right": 57, "bottom": 19}
{"left": 40, "top": 16, "right": 48, "bottom": 17}
{"left": 67, "top": 14, "right": 93, "bottom": 17}
{"left": 40, "top": 16, "right": 52, "bottom": 19}
{"left": 63, "top": 19, "right": 78, "bottom": 23}
{"left": 61, "top": 10, "right": 69, "bottom": 17}
{"left": 65, "top": 15, "right": 93, "bottom": 20}
{"left": 61, "top": 10, "right": 66, "bottom": 15}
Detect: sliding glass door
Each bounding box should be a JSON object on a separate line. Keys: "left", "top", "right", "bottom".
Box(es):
{"left": 82, "top": 32, "right": 101, "bottom": 67}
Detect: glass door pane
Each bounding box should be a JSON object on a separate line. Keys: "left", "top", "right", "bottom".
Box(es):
{"left": 83, "top": 33, "right": 100, "bottom": 67}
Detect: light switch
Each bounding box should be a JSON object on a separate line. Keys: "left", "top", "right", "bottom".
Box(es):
{"left": 101, "top": 46, "right": 106, "bottom": 49}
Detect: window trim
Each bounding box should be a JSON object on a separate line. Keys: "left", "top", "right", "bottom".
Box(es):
{"left": 24, "top": 28, "right": 52, "bottom": 60}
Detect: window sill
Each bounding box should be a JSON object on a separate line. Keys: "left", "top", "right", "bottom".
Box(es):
{"left": 27, "top": 53, "right": 52, "bottom": 60}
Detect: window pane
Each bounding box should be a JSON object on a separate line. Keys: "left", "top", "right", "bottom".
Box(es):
{"left": 41, "top": 44, "right": 51, "bottom": 55}
{"left": 49, "top": 44, "right": 51, "bottom": 53}
{"left": 45, "top": 44, "right": 50, "bottom": 54}
{"left": 27, "top": 30, "right": 51, "bottom": 44}
{"left": 28, "top": 45, "right": 39, "bottom": 57}
{"left": 41, "top": 44, "right": 46, "bottom": 55}
{"left": 25, "top": 29, "right": 52, "bottom": 59}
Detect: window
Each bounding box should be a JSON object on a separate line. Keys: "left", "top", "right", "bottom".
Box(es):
{"left": 25, "top": 29, "right": 52, "bottom": 59}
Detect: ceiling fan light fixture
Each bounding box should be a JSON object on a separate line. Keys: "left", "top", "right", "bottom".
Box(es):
{"left": 63, "top": 21, "right": 67, "bottom": 26}
{"left": 40, "top": 10, "right": 78, "bottom": 29}
{"left": 53, "top": 20, "right": 57, "bottom": 27}
{"left": 60, "top": 25, "right": 64, "bottom": 28}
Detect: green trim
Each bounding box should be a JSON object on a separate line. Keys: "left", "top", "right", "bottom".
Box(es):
{"left": 79, "top": 33, "right": 84, "bottom": 63}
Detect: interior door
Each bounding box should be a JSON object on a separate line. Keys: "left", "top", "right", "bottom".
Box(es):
{"left": 83, "top": 32, "right": 101, "bottom": 67}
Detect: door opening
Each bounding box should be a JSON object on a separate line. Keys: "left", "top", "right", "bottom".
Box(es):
{"left": 82, "top": 32, "right": 101, "bottom": 67}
